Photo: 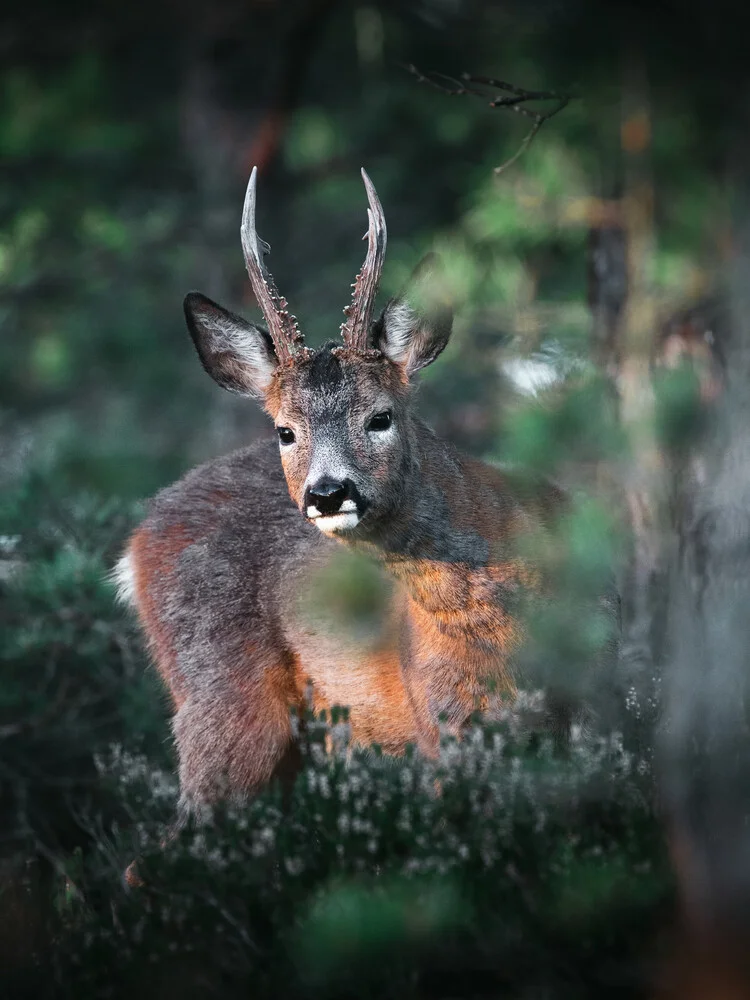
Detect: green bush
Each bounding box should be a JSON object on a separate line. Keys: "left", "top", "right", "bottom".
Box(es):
{"left": 0, "top": 473, "right": 167, "bottom": 857}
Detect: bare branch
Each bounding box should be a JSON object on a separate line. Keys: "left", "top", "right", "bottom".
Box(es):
{"left": 406, "top": 65, "right": 574, "bottom": 175}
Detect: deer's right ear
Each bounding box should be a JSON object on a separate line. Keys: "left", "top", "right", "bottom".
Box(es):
{"left": 184, "top": 292, "right": 278, "bottom": 398}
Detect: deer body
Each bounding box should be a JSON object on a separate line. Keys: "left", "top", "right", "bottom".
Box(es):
{"left": 122, "top": 422, "right": 564, "bottom": 808}
{"left": 117, "top": 168, "right": 574, "bottom": 814}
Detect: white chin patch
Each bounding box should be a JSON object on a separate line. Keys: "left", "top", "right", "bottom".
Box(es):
{"left": 307, "top": 510, "right": 360, "bottom": 534}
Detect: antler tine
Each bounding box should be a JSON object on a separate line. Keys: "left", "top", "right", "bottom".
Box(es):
{"left": 241, "top": 167, "right": 304, "bottom": 364}
{"left": 340, "top": 168, "right": 387, "bottom": 351}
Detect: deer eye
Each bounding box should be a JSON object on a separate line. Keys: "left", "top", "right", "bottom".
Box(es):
{"left": 367, "top": 410, "right": 392, "bottom": 433}
{"left": 277, "top": 426, "right": 295, "bottom": 445}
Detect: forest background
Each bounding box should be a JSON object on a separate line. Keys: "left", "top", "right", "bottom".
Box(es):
{"left": 3, "top": 1, "right": 750, "bottom": 997}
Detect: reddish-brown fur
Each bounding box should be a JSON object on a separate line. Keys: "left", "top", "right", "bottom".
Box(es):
{"left": 129, "top": 520, "right": 530, "bottom": 762}
{"left": 130, "top": 523, "right": 196, "bottom": 710}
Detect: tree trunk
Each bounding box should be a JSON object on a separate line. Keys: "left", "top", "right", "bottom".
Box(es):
{"left": 659, "top": 147, "right": 750, "bottom": 1000}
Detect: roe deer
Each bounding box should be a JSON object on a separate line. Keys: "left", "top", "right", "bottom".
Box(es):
{"left": 115, "top": 167, "right": 616, "bottom": 816}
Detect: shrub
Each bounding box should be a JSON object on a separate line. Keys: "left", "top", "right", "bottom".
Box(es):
{"left": 1, "top": 473, "right": 670, "bottom": 999}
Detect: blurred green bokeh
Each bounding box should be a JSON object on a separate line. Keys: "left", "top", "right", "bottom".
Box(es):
{"left": 0, "top": 1, "right": 728, "bottom": 497}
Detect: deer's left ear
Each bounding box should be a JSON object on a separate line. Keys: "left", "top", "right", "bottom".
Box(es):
{"left": 371, "top": 254, "right": 453, "bottom": 375}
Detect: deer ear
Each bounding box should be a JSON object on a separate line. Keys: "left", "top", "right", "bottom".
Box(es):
{"left": 372, "top": 254, "right": 453, "bottom": 376}
{"left": 184, "top": 292, "right": 278, "bottom": 397}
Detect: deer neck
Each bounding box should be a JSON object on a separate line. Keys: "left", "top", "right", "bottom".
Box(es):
{"left": 350, "top": 423, "right": 490, "bottom": 592}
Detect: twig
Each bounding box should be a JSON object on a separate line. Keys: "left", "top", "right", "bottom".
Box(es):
{"left": 406, "top": 65, "right": 574, "bottom": 175}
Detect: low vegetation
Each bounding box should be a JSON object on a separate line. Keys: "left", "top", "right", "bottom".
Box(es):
{"left": 1, "top": 475, "right": 671, "bottom": 1000}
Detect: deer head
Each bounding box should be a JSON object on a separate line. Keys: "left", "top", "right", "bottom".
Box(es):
{"left": 184, "top": 168, "right": 453, "bottom": 537}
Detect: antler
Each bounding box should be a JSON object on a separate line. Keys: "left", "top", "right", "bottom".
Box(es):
{"left": 340, "top": 168, "right": 387, "bottom": 351}
{"left": 241, "top": 167, "right": 305, "bottom": 364}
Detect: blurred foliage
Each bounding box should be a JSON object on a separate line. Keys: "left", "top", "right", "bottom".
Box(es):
{"left": 0, "top": 0, "right": 733, "bottom": 496}
{"left": 652, "top": 363, "right": 706, "bottom": 455}
{"left": 298, "top": 545, "right": 394, "bottom": 645}
{"left": 0, "top": 475, "right": 167, "bottom": 857}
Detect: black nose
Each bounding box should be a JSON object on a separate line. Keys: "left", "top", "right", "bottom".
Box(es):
{"left": 305, "top": 479, "right": 350, "bottom": 516}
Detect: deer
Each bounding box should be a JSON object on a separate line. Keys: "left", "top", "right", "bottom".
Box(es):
{"left": 114, "top": 166, "right": 617, "bottom": 821}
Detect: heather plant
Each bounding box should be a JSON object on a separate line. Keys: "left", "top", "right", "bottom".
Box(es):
{"left": 51, "top": 709, "right": 666, "bottom": 1000}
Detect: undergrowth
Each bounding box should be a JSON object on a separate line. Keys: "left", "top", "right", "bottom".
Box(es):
{"left": 0, "top": 475, "right": 672, "bottom": 999}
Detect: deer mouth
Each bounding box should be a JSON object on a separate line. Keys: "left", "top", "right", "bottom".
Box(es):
{"left": 306, "top": 498, "right": 362, "bottom": 534}
{"left": 304, "top": 478, "right": 369, "bottom": 534}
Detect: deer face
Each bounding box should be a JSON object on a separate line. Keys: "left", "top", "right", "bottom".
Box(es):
{"left": 183, "top": 168, "right": 452, "bottom": 537}
{"left": 267, "top": 347, "right": 411, "bottom": 534}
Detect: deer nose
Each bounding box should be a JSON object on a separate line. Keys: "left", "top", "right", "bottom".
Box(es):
{"left": 305, "top": 479, "right": 349, "bottom": 516}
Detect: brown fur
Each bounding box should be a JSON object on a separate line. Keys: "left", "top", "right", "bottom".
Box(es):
{"left": 130, "top": 523, "right": 196, "bottom": 710}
